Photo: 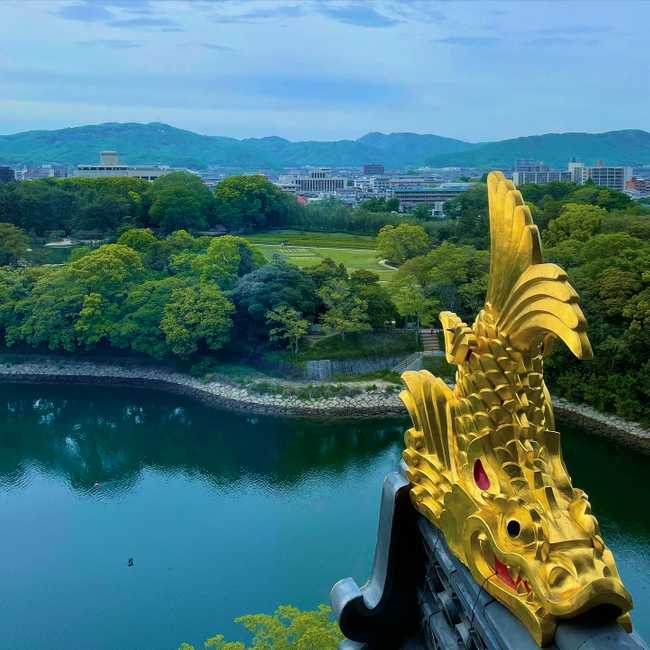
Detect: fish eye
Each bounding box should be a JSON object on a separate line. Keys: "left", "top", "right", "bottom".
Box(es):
{"left": 507, "top": 519, "right": 521, "bottom": 538}
{"left": 473, "top": 459, "right": 490, "bottom": 490}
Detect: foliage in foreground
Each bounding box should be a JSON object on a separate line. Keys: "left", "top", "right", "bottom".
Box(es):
{"left": 178, "top": 604, "right": 342, "bottom": 650}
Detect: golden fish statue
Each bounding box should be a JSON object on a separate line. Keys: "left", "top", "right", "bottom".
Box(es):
{"left": 400, "top": 171, "right": 632, "bottom": 646}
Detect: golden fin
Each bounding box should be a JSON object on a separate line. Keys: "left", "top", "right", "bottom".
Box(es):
{"left": 486, "top": 171, "right": 543, "bottom": 314}
{"left": 400, "top": 370, "right": 454, "bottom": 471}
{"left": 440, "top": 311, "right": 476, "bottom": 365}
{"left": 485, "top": 172, "right": 592, "bottom": 360}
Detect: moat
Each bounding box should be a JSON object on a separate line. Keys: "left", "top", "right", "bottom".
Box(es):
{"left": 1, "top": 383, "right": 648, "bottom": 649}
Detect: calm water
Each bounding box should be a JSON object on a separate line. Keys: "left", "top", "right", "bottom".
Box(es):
{"left": 0, "top": 384, "right": 648, "bottom": 649}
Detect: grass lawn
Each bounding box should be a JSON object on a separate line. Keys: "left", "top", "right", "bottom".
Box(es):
{"left": 245, "top": 229, "right": 377, "bottom": 249}
{"left": 246, "top": 230, "right": 394, "bottom": 281}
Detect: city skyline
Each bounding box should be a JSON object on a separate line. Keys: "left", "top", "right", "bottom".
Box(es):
{"left": 1, "top": 0, "right": 649, "bottom": 141}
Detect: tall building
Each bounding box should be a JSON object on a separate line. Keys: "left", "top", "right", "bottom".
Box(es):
{"left": 568, "top": 161, "right": 632, "bottom": 192}
{"left": 512, "top": 160, "right": 632, "bottom": 192}
{"left": 75, "top": 151, "right": 171, "bottom": 181}
{"left": 0, "top": 166, "right": 14, "bottom": 183}
{"left": 363, "top": 163, "right": 384, "bottom": 175}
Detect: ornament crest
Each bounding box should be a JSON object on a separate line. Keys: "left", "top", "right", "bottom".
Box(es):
{"left": 401, "top": 171, "right": 632, "bottom": 645}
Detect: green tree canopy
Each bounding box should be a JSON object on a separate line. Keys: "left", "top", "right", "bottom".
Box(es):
{"left": 350, "top": 270, "right": 397, "bottom": 328}
{"left": 232, "top": 260, "right": 317, "bottom": 342}
{"left": 161, "top": 283, "right": 234, "bottom": 356}
{"left": 188, "top": 236, "right": 265, "bottom": 289}
{"left": 178, "top": 604, "right": 341, "bottom": 650}
{"left": 359, "top": 197, "right": 399, "bottom": 213}
{"left": 318, "top": 278, "right": 371, "bottom": 339}
{"left": 0, "top": 222, "right": 29, "bottom": 265}
{"left": 377, "top": 223, "right": 430, "bottom": 265}
{"left": 148, "top": 172, "right": 215, "bottom": 233}
{"left": 266, "top": 305, "right": 310, "bottom": 355}
{"left": 214, "top": 175, "right": 299, "bottom": 231}
{"left": 544, "top": 203, "right": 607, "bottom": 246}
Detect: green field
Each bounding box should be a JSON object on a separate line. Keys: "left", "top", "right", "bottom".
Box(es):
{"left": 245, "top": 230, "right": 394, "bottom": 280}
{"left": 245, "top": 229, "right": 377, "bottom": 249}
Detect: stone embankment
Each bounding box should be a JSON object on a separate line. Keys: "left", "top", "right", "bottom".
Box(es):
{"left": 0, "top": 360, "right": 648, "bottom": 451}
{"left": 0, "top": 360, "right": 405, "bottom": 418}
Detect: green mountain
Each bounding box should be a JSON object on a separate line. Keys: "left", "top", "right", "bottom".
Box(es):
{"left": 426, "top": 130, "right": 650, "bottom": 168}
{"left": 0, "top": 122, "right": 474, "bottom": 169}
{"left": 1, "top": 123, "right": 648, "bottom": 169}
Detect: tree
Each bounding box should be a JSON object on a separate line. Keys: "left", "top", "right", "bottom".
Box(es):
{"left": 0, "top": 222, "right": 29, "bottom": 265}
{"left": 161, "top": 283, "right": 234, "bottom": 356}
{"left": 350, "top": 270, "right": 397, "bottom": 328}
{"left": 214, "top": 175, "right": 299, "bottom": 231}
{"left": 411, "top": 204, "right": 432, "bottom": 220}
{"left": 6, "top": 244, "right": 144, "bottom": 351}
{"left": 391, "top": 278, "right": 427, "bottom": 340}
{"left": 7, "top": 266, "right": 85, "bottom": 351}
{"left": 266, "top": 305, "right": 310, "bottom": 354}
{"left": 148, "top": 172, "right": 215, "bottom": 233}
{"left": 443, "top": 184, "right": 489, "bottom": 247}
{"left": 189, "top": 236, "right": 265, "bottom": 289}
{"left": 393, "top": 241, "right": 488, "bottom": 320}
{"left": 113, "top": 276, "right": 189, "bottom": 358}
{"left": 544, "top": 203, "right": 607, "bottom": 246}
{"left": 232, "top": 260, "right": 317, "bottom": 342}
{"left": 117, "top": 227, "right": 168, "bottom": 269}
{"left": 318, "top": 279, "right": 371, "bottom": 339}
{"left": 377, "top": 223, "right": 430, "bottom": 265}
{"left": 178, "top": 605, "right": 342, "bottom": 650}
{"left": 359, "top": 197, "right": 398, "bottom": 213}
{"left": 304, "top": 258, "right": 348, "bottom": 290}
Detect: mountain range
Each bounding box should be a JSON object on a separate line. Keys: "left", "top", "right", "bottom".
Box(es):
{"left": 1, "top": 122, "right": 649, "bottom": 170}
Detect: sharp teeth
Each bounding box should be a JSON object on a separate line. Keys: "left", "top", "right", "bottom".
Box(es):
{"left": 516, "top": 580, "right": 528, "bottom": 595}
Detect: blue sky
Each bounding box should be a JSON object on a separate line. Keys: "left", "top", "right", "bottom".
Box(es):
{"left": 1, "top": 0, "right": 648, "bottom": 142}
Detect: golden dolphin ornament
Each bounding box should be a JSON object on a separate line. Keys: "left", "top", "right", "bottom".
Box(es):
{"left": 400, "top": 171, "right": 632, "bottom": 646}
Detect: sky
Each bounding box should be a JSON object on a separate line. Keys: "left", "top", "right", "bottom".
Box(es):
{"left": 1, "top": 0, "right": 649, "bottom": 142}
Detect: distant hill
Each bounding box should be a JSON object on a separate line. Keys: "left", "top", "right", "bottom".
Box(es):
{"left": 0, "top": 122, "right": 474, "bottom": 169}
{"left": 425, "top": 130, "right": 650, "bottom": 168}
{"left": 1, "top": 123, "right": 648, "bottom": 169}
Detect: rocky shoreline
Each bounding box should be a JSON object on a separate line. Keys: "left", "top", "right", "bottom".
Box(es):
{"left": 0, "top": 359, "right": 648, "bottom": 451}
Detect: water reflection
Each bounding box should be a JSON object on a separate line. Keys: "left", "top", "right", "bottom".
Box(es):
{"left": 0, "top": 383, "right": 405, "bottom": 495}
{"left": 0, "top": 383, "right": 649, "bottom": 648}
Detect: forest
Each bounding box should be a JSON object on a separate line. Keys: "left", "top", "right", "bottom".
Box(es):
{"left": 0, "top": 174, "right": 648, "bottom": 423}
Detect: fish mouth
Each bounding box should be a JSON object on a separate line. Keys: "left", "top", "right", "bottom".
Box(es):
{"left": 473, "top": 532, "right": 540, "bottom": 606}
{"left": 471, "top": 529, "right": 631, "bottom": 619}
{"left": 494, "top": 555, "right": 533, "bottom": 594}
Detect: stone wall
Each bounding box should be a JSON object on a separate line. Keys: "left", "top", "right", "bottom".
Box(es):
{"left": 305, "top": 354, "right": 409, "bottom": 380}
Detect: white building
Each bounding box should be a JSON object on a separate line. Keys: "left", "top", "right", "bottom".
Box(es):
{"left": 386, "top": 182, "right": 472, "bottom": 217}
{"left": 276, "top": 169, "right": 348, "bottom": 194}
{"left": 569, "top": 161, "right": 632, "bottom": 192}
{"left": 75, "top": 151, "right": 171, "bottom": 181}
{"left": 512, "top": 160, "right": 632, "bottom": 192}
{"left": 512, "top": 170, "right": 572, "bottom": 185}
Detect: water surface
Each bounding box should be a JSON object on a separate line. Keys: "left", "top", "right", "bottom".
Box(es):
{"left": 0, "top": 384, "right": 647, "bottom": 648}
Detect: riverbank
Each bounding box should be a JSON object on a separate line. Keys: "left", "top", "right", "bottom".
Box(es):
{"left": 0, "top": 359, "right": 648, "bottom": 451}
{"left": 0, "top": 359, "right": 405, "bottom": 418}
